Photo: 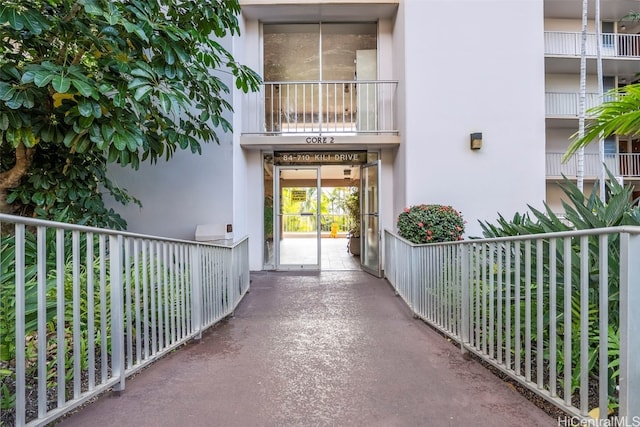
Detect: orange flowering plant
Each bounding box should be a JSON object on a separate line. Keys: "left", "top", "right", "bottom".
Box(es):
{"left": 397, "top": 204, "right": 465, "bottom": 244}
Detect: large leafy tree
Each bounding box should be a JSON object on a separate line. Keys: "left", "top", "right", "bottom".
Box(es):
{"left": 0, "top": 0, "right": 261, "bottom": 228}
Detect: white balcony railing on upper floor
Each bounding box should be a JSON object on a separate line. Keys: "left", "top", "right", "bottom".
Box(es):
{"left": 545, "top": 92, "right": 607, "bottom": 117}
{"left": 546, "top": 152, "right": 640, "bottom": 178}
{"left": 242, "top": 81, "right": 398, "bottom": 135}
{"left": 545, "top": 31, "right": 640, "bottom": 58}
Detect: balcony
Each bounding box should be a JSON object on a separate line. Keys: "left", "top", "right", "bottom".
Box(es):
{"left": 545, "top": 92, "right": 608, "bottom": 118}
{"left": 545, "top": 31, "right": 640, "bottom": 58}
{"left": 241, "top": 81, "right": 398, "bottom": 136}
{"left": 546, "top": 152, "right": 640, "bottom": 178}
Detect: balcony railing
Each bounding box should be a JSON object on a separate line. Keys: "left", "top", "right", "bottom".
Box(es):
{"left": 545, "top": 31, "right": 640, "bottom": 58}
{"left": 546, "top": 152, "right": 640, "bottom": 178}
{"left": 281, "top": 214, "right": 350, "bottom": 234}
{"left": 545, "top": 92, "right": 607, "bottom": 117}
{"left": 384, "top": 228, "right": 640, "bottom": 421}
{"left": 242, "top": 81, "right": 398, "bottom": 135}
{"left": 1, "top": 214, "right": 250, "bottom": 426}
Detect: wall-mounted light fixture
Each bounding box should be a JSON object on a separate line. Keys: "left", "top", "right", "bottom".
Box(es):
{"left": 470, "top": 132, "right": 483, "bottom": 150}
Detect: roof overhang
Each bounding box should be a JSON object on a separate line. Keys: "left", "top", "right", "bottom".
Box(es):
{"left": 240, "top": 1, "right": 399, "bottom": 23}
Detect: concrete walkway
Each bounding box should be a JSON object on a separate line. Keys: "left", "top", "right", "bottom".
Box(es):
{"left": 60, "top": 271, "right": 555, "bottom": 427}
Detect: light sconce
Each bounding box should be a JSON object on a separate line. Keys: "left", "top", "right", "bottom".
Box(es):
{"left": 470, "top": 132, "right": 483, "bottom": 150}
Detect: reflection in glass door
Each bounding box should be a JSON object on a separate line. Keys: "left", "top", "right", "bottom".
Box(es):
{"left": 275, "top": 167, "right": 321, "bottom": 269}
{"left": 361, "top": 161, "right": 381, "bottom": 277}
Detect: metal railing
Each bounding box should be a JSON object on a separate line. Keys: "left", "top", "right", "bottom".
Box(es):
{"left": 1, "top": 214, "right": 250, "bottom": 427}
{"left": 242, "top": 80, "right": 398, "bottom": 135}
{"left": 384, "top": 228, "right": 640, "bottom": 421}
{"left": 281, "top": 213, "right": 350, "bottom": 234}
{"left": 545, "top": 92, "right": 606, "bottom": 117}
{"left": 546, "top": 152, "right": 640, "bottom": 178}
{"left": 546, "top": 152, "right": 619, "bottom": 177}
{"left": 545, "top": 31, "right": 640, "bottom": 58}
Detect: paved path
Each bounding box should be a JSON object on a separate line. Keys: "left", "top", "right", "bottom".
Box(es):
{"left": 60, "top": 271, "right": 555, "bottom": 427}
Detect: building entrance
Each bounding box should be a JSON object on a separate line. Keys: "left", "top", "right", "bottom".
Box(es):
{"left": 263, "top": 151, "right": 381, "bottom": 275}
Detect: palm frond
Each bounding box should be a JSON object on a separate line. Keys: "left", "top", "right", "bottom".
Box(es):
{"left": 564, "top": 84, "right": 640, "bottom": 160}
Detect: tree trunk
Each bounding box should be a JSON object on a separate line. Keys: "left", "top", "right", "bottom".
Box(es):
{"left": 0, "top": 143, "right": 35, "bottom": 214}
{"left": 577, "top": 0, "right": 588, "bottom": 192}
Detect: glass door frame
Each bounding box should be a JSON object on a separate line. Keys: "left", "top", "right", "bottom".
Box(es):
{"left": 274, "top": 165, "right": 322, "bottom": 270}
{"left": 360, "top": 160, "right": 382, "bottom": 277}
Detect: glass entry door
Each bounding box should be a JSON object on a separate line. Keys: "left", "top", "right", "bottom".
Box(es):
{"left": 361, "top": 161, "right": 382, "bottom": 277}
{"left": 275, "top": 166, "right": 321, "bottom": 270}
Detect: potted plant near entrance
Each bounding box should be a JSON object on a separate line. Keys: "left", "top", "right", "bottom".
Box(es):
{"left": 345, "top": 188, "right": 360, "bottom": 256}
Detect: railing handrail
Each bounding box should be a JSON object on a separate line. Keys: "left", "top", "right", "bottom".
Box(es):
{"left": 545, "top": 30, "right": 623, "bottom": 35}
{"left": 384, "top": 225, "right": 640, "bottom": 247}
{"left": 384, "top": 227, "right": 640, "bottom": 420}
{"left": 0, "top": 213, "right": 247, "bottom": 249}
{"left": 545, "top": 91, "right": 600, "bottom": 95}
{"left": 546, "top": 152, "right": 640, "bottom": 155}
{"left": 243, "top": 79, "right": 399, "bottom": 135}
{"left": 553, "top": 152, "right": 640, "bottom": 157}
{"left": 263, "top": 80, "right": 399, "bottom": 85}
{"left": 2, "top": 214, "right": 251, "bottom": 426}
{"left": 545, "top": 31, "right": 640, "bottom": 59}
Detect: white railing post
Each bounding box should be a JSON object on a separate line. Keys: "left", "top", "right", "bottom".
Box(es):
{"left": 619, "top": 232, "right": 640, "bottom": 419}
{"left": 410, "top": 245, "right": 416, "bottom": 313}
{"left": 191, "top": 245, "right": 203, "bottom": 340}
{"left": 460, "top": 243, "right": 470, "bottom": 353}
{"left": 14, "top": 223, "right": 26, "bottom": 427}
{"left": 109, "top": 234, "right": 125, "bottom": 393}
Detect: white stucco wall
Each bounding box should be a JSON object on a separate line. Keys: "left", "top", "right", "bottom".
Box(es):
{"left": 545, "top": 19, "right": 597, "bottom": 32}
{"left": 399, "top": 0, "right": 546, "bottom": 237}
{"left": 391, "top": 0, "right": 407, "bottom": 223}
{"left": 546, "top": 73, "right": 600, "bottom": 92}
{"left": 546, "top": 180, "right": 598, "bottom": 214}
{"left": 547, "top": 127, "right": 599, "bottom": 154}
{"left": 237, "top": 16, "right": 267, "bottom": 270}
{"left": 106, "top": 138, "right": 234, "bottom": 240}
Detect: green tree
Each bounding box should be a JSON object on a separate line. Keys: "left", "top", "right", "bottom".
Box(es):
{"left": 0, "top": 0, "right": 261, "bottom": 228}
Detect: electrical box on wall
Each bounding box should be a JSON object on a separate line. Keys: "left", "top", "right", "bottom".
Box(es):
{"left": 195, "top": 223, "right": 233, "bottom": 243}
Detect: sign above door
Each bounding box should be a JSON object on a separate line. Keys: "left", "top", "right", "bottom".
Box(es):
{"left": 274, "top": 151, "right": 368, "bottom": 166}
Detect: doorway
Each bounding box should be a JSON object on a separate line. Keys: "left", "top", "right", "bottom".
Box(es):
{"left": 619, "top": 138, "right": 640, "bottom": 176}
{"left": 273, "top": 165, "right": 361, "bottom": 271}
{"left": 263, "top": 151, "right": 381, "bottom": 274}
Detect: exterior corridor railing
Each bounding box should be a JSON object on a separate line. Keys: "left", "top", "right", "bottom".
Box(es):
{"left": 546, "top": 152, "right": 640, "bottom": 178}
{"left": 545, "top": 92, "right": 605, "bottom": 117}
{"left": 546, "top": 152, "right": 620, "bottom": 177}
{"left": 545, "top": 31, "right": 640, "bottom": 58}
{"left": 384, "top": 228, "right": 640, "bottom": 421}
{"left": 0, "top": 214, "right": 250, "bottom": 427}
{"left": 242, "top": 80, "right": 398, "bottom": 135}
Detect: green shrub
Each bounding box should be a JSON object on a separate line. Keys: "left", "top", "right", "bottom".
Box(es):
{"left": 344, "top": 188, "right": 360, "bottom": 237}
{"left": 477, "top": 170, "right": 640, "bottom": 410}
{"left": 397, "top": 204, "right": 465, "bottom": 244}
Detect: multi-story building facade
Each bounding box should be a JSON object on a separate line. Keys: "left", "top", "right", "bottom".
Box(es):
{"left": 545, "top": 0, "right": 640, "bottom": 209}
{"left": 107, "top": 0, "right": 640, "bottom": 272}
